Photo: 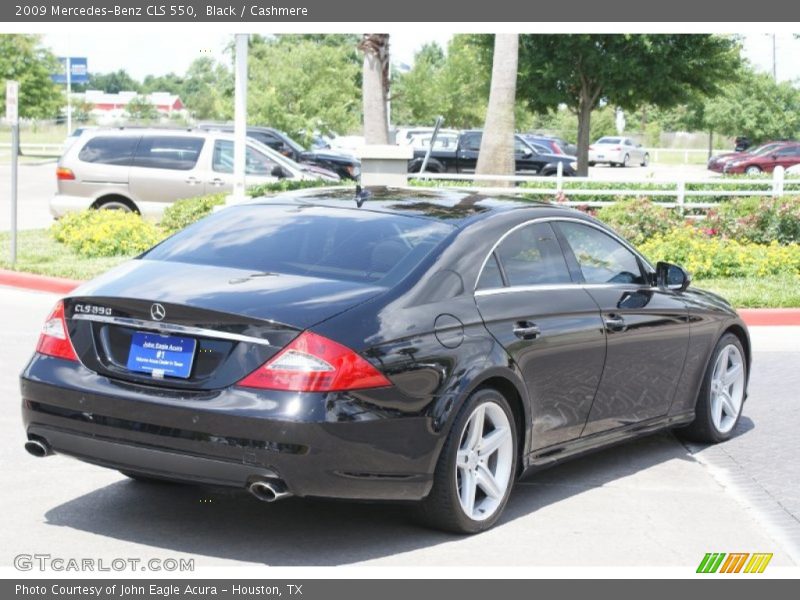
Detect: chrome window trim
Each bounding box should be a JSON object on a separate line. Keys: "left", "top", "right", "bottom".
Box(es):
{"left": 70, "top": 314, "right": 272, "bottom": 346}
{"left": 473, "top": 216, "right": 655, "bottom": 294}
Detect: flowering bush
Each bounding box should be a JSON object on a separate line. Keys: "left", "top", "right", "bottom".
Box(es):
{"left": 639, "top": 225, "right": 800, "bottom": 279}
{"left": 705, "top": 196, "right": 800, "bottom": 244}
{"left": 160, "top": 194, "right": 226, "bottom": 236}
{"left": 595, "top": 197, "right": 682, "bottom": 245}
{"left": 51, "top": 210, "right": 163, "bottom": 258}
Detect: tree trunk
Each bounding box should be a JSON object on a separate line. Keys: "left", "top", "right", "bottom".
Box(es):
{"left": 576, "top": 92, "right": 593, "bottom": 177}
{"left": 359, "top": 34, "right": 390, "bottom": 145}
{"left": 475, "top": 34, "right": 518, "bottom": 186}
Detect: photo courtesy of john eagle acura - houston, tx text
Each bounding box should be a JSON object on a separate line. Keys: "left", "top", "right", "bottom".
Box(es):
{"left": 19, "top": 187, "right": 750, "bottom": 533}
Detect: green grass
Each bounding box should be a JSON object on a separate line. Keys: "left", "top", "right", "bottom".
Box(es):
{"left": 693, "top": 275, "right": 800, "bottom": 308}
{"left": 1, "top": 229, "right": 798, "bottom": 307}
{"left": 0, "top": 229, "right": 130, "bottom": 280}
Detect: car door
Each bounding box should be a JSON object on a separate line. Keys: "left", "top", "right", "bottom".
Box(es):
{"left": 456, "top": 132, "right": 482, "bottom": 173}
{"left": 514, "top": 137, "right": 545, "bottom": 175}
{"left": 474, "top": 221, "right": 607, "bottom": 450}
{"left": 129, "top": 135, "right": 206, "bottom": 205}
{"left": 773, "top": 144, "right": 800, "bottom": 171}
{"left": 207, "top": 138, "right": 283, "bottom": 193}
{"left": 553, "top": 220, "right": 691, "bottom": 436}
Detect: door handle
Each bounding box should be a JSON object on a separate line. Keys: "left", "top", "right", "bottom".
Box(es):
{"left": 603, "top": 314, "right": 627, "bottom": 332}
{"left": 513, "top": 321, "right": 541, "bottom": 340}
{"left": 209, "top": 178, "right": 225, "bottom": 187}
{"left": 185, "top": 176, "right": 200, "bottom": 185}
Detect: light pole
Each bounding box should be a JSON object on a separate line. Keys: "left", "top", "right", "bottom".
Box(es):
{"left": 230, "top": 33, "right": 249, "bottom": 205}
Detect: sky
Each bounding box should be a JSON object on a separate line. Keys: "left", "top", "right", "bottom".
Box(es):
{"left": 41, "top": 32, "right": 800, "bottom": 85}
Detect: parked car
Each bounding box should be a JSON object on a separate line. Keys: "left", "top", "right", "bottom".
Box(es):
{"left": 198, "top": 123, "right": 360, "bottom": 181}
{"left": 22, "top": 188, "right": 749, "bottom": 533}
{"left": 408, "top": 130, "right": 577, "bottom": 176}
{"left": 723, "top": 142, "right": 800, "bottom": 175}
{"left": 397, "top": 127, "right": 460, "bottom": 148}
{"left": 51, "top": 128, "right": 339, "bottom": 219}
{"left": 707, "top": 141, "right": 792, "bottom": 173}
{"left": 522, "top": 134, "right": 577, "bottom": 156}
{"left": 588, "top": 137, "right": 649, "bottom": 167}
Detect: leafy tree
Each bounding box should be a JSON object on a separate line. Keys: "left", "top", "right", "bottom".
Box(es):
{"left": 476, "top": 34, "right": 519, "bottom": 182}
{"left": 85, "top": 69, "right": 141, "bottom": 94}
{"left": 0, "top": 34, "right": 62, "bottom": 119}
{"left": 247, "top": 35, "right": 361, "bottom": 140}
{"left": 181, "top": 57, "right": 233, "bottom": 120}
{"left": 700, "top": 67, "right": 800, "bottom": 143}
{"left": 517, "top": 35, "right": 741, "bottom": 174}
{"left": 141, "top": 72, "right": 184, "bottom": 95}
{"left": 391, "top": 42, "right": 446, "bottom": 126}
{"left": 125, "top": 95, "right": 159, "bottom": 120}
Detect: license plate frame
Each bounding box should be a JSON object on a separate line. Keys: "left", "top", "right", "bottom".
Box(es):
{"left": 126, "top": 332, "right": 197, "bottom": 379}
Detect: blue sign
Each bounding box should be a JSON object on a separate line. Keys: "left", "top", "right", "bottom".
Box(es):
{"left": 51, "top": 57, "right": 89, "bottom": 84}
{"left": 126, "top": 332, "right": 196, "bottom": 379}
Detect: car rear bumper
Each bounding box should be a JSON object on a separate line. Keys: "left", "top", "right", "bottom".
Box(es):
{"left": 21, "top": 354, "right": 438, "bottom": 501}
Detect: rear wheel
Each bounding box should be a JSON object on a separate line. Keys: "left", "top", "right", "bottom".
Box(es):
{"left": 641, "top": 153, "right": 650, "bottom": 167}
{"left": 93, "top": 196, "right": 139, "bottom": 213}
{"left": 622, "top": 153, "right": 630, "bottom": 167}
{"left": 677, "top": 333, "right": 746, "bottom": 443}
{"left": 419, "top": 388, "right": 517, "bottom": 534}
{"left": 745, "top": 165, "right": 762, "bottom": 176}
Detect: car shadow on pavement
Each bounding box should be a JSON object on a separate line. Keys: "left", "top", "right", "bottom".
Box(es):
{"left": 43, "top": 431, "right": 699, "bottom": 566}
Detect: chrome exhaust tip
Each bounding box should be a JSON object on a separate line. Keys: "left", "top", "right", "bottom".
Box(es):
{"left": 248, "top": 480, "right": 291, "bottom": 503}
{"left": 24, "top": 439, "right": 52, "bottom": 458}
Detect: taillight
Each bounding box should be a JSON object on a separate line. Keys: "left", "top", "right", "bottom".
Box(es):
{"left": 56, "top": 167, "right": 75, "bottom": 180}
{"left": 36, "top": 300, "right": 78, "bottom": 361}
{"left": 613, "top": 146, "right": 621, "bottom": 151}
{"left": 237, "top": 331, "right": 391, "bottom": 392}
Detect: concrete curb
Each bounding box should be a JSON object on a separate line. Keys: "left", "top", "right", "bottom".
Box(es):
{"left": 0, "top": 269, "right": 82, "bottom": 295}
{"left": 2, "top": 269, "right": 799, "bottom": 326}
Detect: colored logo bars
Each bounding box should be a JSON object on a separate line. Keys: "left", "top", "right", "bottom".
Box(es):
{"left": 696, "top": 552, "right": 773, "bottom": 573}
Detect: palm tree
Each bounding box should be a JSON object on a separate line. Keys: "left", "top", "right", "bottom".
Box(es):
{"left": 475, "top": 34, "right": 519, "bottom": 186}
{"left": 358, "top": 34, "right": 390, "bottom": 144}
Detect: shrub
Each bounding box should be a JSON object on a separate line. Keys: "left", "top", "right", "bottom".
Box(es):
{"left": 51, "top": 210, "right": 163, "bottom": 258}
{"left": 595, "top": 197, "right": 682, "bottom": 245}
{"left": 160, "top": 194, "right": 226, "bottom": 235}
{"left": 247, "top": 178, "right": 347, "bottom": 197}
{"left": 705, "top": 196, "right": 800, "bottom": 244}
{"left": 639, "top": 225, "right": 800, "bottom": 279}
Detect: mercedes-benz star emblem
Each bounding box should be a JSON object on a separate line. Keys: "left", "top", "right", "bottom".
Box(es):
{"left": 150, "top": 303, "right": 166, "bottom": 321}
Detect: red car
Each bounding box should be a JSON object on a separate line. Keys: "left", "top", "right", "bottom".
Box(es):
{"left": 723, "top": 142, "right": 800, "bottom": 175}
{"left": 707, "top": 141, "right": 788, "bottom": 173}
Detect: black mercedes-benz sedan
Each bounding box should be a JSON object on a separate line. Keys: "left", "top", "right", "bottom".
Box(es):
{"left": 20, "top": 188, "right": 750, "bottom": 533}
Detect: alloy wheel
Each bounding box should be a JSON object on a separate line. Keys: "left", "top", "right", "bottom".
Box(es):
{"left": 455, "top": 402, "right": 514, "bottom": 521}
{"left": 709, "top": 344, "right": 745, "bottom": 434}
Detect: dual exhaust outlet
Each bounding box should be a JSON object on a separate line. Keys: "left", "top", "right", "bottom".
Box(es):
{"left": 25, "top": 438, "right": 291, "bottom": 503}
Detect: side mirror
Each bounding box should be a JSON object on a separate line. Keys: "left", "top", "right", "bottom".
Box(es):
{"left": 656, "top": 261, "right": 691, "bottom": 292}
{"left": 271, "top": 165, "right": 288, "bottom": 179}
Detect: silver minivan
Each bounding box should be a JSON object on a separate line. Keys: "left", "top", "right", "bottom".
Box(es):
{"left": 52, "top": 128, "right": 340, "bottom": 219}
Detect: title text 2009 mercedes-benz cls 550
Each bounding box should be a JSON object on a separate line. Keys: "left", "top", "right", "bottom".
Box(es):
{"left": 20, "top": 188, "right": 750, "bottom": 533}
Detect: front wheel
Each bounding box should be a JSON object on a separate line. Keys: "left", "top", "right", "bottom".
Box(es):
{"left": 745, "top": 165, "right": 762, "bottom": 176}
{"left": 641, "top": 153, "right": 650, "bottom": 167}
{"left": 676, "top": 333, "right": 747, "bottom": 443}
{"left": 419, "top": 388, "right": 517, "bottom": 534}
{"left": 622, "top": 153, "right": 630, "bottom": 167}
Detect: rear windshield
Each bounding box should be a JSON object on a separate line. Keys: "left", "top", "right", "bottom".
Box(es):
{"left": 597, "top": 137, "right": 621, "bottom": 144}
{"left": 144, "top": 204, "right": 454, "bottom": 285}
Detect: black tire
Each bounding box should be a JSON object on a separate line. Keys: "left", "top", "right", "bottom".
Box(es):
{"left": 622, "top": 153, "right": 630, "bottom": 167}
{"left": 745, "top": 165, "right": 762, "bottom": 176}
{"left": 676, "top": 333, "right": 747, "bottom": 444}
{"left": 588, "top": 161, "right": 596, "bottom": 167}
{"left": 418, "top": 388, "right": 518, "bottom": 534}
{"left": 641, "top": 153, "right": 650, "bottom": 167}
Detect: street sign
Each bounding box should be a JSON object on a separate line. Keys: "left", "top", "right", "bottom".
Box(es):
{"left": 51, "top": 57, "right": 89, "bottom": 84}
{"left": 5, "top": 80, "right": 18, "bottom": 124}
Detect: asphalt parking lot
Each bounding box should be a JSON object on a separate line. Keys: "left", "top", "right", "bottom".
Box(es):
{"left": 0, "top": 286, "right": 797, "bottom": 568}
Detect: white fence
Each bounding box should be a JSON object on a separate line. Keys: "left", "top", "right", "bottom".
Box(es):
{"left": 410, "top": 166, "right": 796, "bottom": 215}
{"left": 0, "top": 142, "right": 62, "bottom": 155}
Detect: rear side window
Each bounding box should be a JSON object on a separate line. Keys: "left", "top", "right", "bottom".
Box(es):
{"left": 490, "top": 222, "right": 572, "bottom": 287}
{"left": 144, "top": 205, "right": 454, "bottom": 285}
{"left": 556, "top": 222, "right": 645, "bottom": 285}
{"left": 460, "top": 133, "right": 482, "bottom": 152}
{"left": 132, "top": 136, "right": 204, "bottom": 170}
{"left": 78, "top": 136, "right": 139, "bottom": 166}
